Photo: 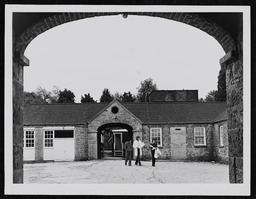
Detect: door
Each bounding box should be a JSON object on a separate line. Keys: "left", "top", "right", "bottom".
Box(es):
{"left": 113, "top": 133, "right": 122, "bottom": 157}
{"left": 54, "top": 138, "right": 74, "bottom": 161}
{"left": 170, "top": 127, "right": 187, "bottom": 160}
{"left": 54, "top": 130, "right": 74, "bottom": 161}
{"left": 23, "top": 130, "right": 35, "bottom": 161}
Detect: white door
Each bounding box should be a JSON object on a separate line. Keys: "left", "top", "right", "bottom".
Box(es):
{"left": 54, "top": 138, "right": 74, "bottom": 161}
{"left": 23, "top": 130, "right": 35, "bottom": 161}
{"left": 170, "top": 127, "right": 187, "bottom": 160}
{"left": 24, "top": 148, "right": 35, "bottom": 161}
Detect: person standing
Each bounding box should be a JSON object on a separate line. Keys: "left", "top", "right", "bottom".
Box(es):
{"left": 124, "top": 139, "right": 133, "bottom": 166}
{"left": 149, "top": 139, "right": 158, "bottom": 167}
{"left": 133, "top": 136, "right": 144, "bottom": 166}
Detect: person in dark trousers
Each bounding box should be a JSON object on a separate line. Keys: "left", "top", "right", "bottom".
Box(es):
{"left": 133, "top": 136, "right": 144, "bottom": 166}
{"left": 149, "top": 139, "right": 158, "bottom": 167}
{"left": 124, "top": 139, "right": 133, "bottom": 166}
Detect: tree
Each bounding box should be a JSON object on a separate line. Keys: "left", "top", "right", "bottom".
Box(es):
{"left": 136, "top": 78, "right": 157, "bottom": 102}
{"left": 35, "top": 86, "right": 52, "bottom": 101}
{"left": 23, "top": 91, "right": 46, "bottom": 105}
{"left": 215, "top": 67, "right": 226, "bottom": 101}
{"left": 199, "top": 98, "right": 204, "bottom": 102}
{"left": 204, "top": 90, "right": 218, "bottom": 102}
{"left": 122, "top": 92, "right": 136, "bottom": 102}
{"left": 112, "top": 92, "right": 122, "bottom": 101}
{"left": 81, "top": 93, "right": 95, "bottom": 103}
{"left": 57, "top": 88, "right": 75, "bottom": 103}
{"left": 100, "top": 88, "right": 113, "bottom": 102}
{"left": 33, "top": 85, "right": 60, "bottom": 103}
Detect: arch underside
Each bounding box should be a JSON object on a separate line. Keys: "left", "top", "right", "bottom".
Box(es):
{"left": 98, "top": 122, "right": 133, "bottom": 132}
{"left": 15, "top": 12, "right": 236, "bottom": 55}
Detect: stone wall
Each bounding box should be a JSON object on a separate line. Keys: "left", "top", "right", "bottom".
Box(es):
{"left": 212, "top": 121, "right": 229, "bottom": 164}
{"left": 35, "top": 127, "right": 44, "bottom": 162}
{"left": 141, "top": 123, "right": 213, "bottom": 161}
{"left": 74, "top": 126, "right": 88, "bottom": 161}
{"left": 185, "top": 124, "right": 213, "bottom": 161}
{"left": 13, "top": 58, "right": 24, "bottom": 183}
{"left": 88, "top": 101, "right": 143, "bottom": 159}
{"left": 87, "top": 132, "right": 97, "bottom": 160}
{"left": 88, "top": 101, "right": 142, "bottom": 133}
{"left": 222, "top": 16, "right": 243, "bottom": 183}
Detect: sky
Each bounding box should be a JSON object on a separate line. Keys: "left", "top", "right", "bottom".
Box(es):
{"left": 24, "top": 15, "right": 225, "bottom": 102}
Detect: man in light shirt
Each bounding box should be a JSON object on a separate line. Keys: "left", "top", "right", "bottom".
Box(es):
{"left": 133, "top": 136, "right": 145, "bottom": 166}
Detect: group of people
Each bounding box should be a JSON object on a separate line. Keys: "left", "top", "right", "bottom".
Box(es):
{"left": 124, "top": 136, "right": 161, "bottom": 167}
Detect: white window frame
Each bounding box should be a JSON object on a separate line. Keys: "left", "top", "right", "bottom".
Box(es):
{"left": 194, "top": 127, "right": 206, "bottom": 146}
{"left": 44, "top": 130, "right": 54, "bottom": 148}
{"left": 150, "top": 128, "right": 163, "bottom": 147}
{"left": 24, "top": 130, "right": 35, "bottom": 148}
{"left": 219, "top": 125, "right": 225, "bottom": 147}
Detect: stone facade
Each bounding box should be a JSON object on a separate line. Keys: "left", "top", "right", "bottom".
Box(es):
{"left": 24, "top": 121, "right": 228, "bottom": 163}
{"left": 88, "top": 101, "right": 143, "bottom": 159}
{"left": 35, "top": 127, "right": 44, "bottom": 162}
{"left": 141, "top": 123, "right": 216, "bottom": 162}
{"left": 212, "top": 121, "right": 229, "bottom": 164}
{"left": 220, "top": 16, "right": 243, "bottom": 183}
{"left": 74, "top": 125, "right": 88, "bottom": 161}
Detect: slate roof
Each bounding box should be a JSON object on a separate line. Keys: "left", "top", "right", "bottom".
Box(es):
{"left": 24, "top": 101, "right": 227, "bottom": 126}
{"left": 213, "top": 109, "right": 228, "bottom": 123}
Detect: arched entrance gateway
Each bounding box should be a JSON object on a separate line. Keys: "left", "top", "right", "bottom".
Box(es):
{"left": 87, "top": 100, "right": 143, "bottom": 160}
{"left": 97, "top": 123, "right": 133, "bottom": 159}
{"left": 12, "top": 12, "right": 243, "bottom": 183}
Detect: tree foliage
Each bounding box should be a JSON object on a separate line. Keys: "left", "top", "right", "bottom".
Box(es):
{"left": 216, "top": 67, "right": 226, "bottom": 101}
{"left": 112, "top": 92, "right": 122, "bottom": 101}
{"left": 81, "top": 93, "right": 95, "bottom": 103}
{"left": 112, "top": 91, "right": 136, "bottom": 102}
{"left": 57, "top": 88, "right": 75, "bottom": 103}
{"left": 23, "top": 91, "right": 46, "bottom": 105}
{"left": 204, "top": 90, "right": 218, "bottom": 102}
{"left": 35, "top": 85, "right": 60, "bottom": 103}
{"left": 137, "top": 78, "right": 157, "bottom": 102}
{"left": 24, "top": 86, "right": 61, "bottom": 105}
{"left": 122, "top": 92, "right": 136, "bottom": 102}
{"left": 100, "top": 88, "right": 113, "bottom": 102}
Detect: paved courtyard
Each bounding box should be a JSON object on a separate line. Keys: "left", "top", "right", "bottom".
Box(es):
{"left": 24, "top": 160, "right": 229, "bottom": 184}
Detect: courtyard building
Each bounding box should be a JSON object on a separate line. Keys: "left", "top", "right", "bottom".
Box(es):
{"left": 23, "top": 90, "right": 228, "bottom": 164}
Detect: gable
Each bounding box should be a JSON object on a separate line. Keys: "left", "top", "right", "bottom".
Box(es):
{"left": 88, "top": 100, "right": 142, "bottom": 132}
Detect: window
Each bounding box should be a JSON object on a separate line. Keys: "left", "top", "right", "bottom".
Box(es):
{"left": 150, "top": 128, "right": 162, "bottom": 147}
{"left": 25, "top": 131, "right": 34, "bottom": 148}
{"left": 194, "top": 127, "right": 206, "bottom": 146}
{"left": 44, "top": 131, "right": 53, "bottom": 147}
{"left": 55, "top": 130, "right": 74, "bottom": 138}
{"left": 111, "top": 106, "right": 119, "bottom": 114}
{"left": 219, "top": 125, "right": 225, "bottom": 147}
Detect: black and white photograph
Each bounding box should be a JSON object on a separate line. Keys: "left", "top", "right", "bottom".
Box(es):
{"left": 4, "top": 3, "right": 251, "bottom": 196}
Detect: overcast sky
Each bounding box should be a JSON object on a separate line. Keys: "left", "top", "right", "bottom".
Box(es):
{"left": 24, "top": 15, "right": 225, "bottom": 102}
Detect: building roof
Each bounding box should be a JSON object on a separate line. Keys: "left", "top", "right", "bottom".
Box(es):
{"left": 24, "top": 101, "right": 227, "bottom": 126}
{"left": 213, "top": 109, "right": 228, "bottom": 123}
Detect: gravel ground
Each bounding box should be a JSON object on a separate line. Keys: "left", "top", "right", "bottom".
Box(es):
{"left": 24, "top": 160, "right": 229, "bottom": 184}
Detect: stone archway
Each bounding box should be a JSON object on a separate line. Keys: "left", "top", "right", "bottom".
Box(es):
{"left": 15, "top": 12, "right": 235, "bottom": 54}
{"left": 96, "top": 123, "right": 133, "bottom": 159}
{"left": 13, "top": 12, "right": 243, "bottom": 183}
{"left": 87, "top": 100, "right": 143, "bottom": 160}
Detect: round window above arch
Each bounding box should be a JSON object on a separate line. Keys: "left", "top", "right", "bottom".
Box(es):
{"left": 111, "top": 106, "right": 119, "bottom": 114}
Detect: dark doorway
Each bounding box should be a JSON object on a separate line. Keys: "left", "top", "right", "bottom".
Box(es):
{"left": 97, "top": 123, "right": 133, "bottom": 159}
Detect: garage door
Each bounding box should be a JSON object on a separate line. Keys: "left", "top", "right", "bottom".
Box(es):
{"left": 54, "top": 130, "right": 74, "bottom": 161}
